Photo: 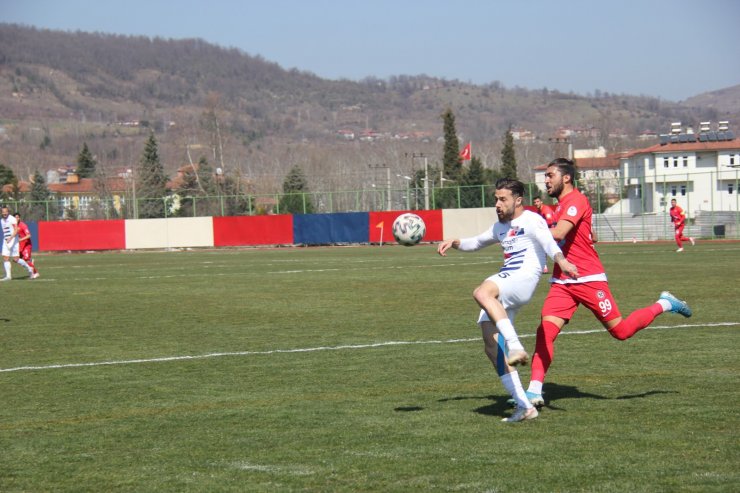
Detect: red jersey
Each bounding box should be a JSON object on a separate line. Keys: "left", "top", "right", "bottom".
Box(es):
{"left": 17, "top": 221, "right": 32, "bottom": 250}
{"left": 537, "top": 204, "right": 557, "bottom": 227}
{"left": 669, "top": 205, "right": 685, "bottom": 227}
{"left": 551, "top": 188, "right": 606, "bottom": 283}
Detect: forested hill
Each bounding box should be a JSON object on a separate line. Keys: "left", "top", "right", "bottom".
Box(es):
{"left": 0, "top": 23, "right": 737, "bottom": 190}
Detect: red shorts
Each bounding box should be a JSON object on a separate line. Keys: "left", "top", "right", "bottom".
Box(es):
{"left": 542, "top": 281, "right": 622, "bottom": 323}
{"left": 19, "top": 245, "right": 32, "bottom": 262}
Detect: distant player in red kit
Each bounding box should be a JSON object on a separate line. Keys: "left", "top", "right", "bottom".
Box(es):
{"left": 533, "top": 196, "right": 558, "bottom": 272}
{"left": 14, "top": 213, "right": 39, "bottom": 278}
{"left": 669, "top": 198, "right": 695, "bottom": 252}
{"left": 521, "top": 158, "right": 692, "bottom": 408}
{"left": 533, "top": 196, "right": 557, "bottom": 228}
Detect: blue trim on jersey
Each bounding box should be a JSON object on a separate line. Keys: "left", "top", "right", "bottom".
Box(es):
{"left": 501, "top": 247, "right": 527, "bottom": 272}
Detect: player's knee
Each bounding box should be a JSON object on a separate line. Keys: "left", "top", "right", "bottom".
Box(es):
{"left": 607, "top": 322, "right": 630, "bottom": 341}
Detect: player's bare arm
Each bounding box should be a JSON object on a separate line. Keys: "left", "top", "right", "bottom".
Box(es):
{"left": 437, "top": 239, "right": 460, "bottom": 256}
{"left": 553, "top": 252, "right": 579, "bottom": 279}
{"left": 550, "top": 218, "right": 575, "bottom": 242}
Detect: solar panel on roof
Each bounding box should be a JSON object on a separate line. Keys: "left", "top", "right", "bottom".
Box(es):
{"left": 726, "top": 130, "right": 735, "bottom": 140}
{"left": 660, "top": 135, "right": 670, "bottom": 145}
{"left": 670, "top": 135, "right": 679, "bottom": 143}
{"left": 679, "top": 134, "right": 689, "bottom": 143}
{"left": 699, "top": 134, "right": 708, "bottom": 142}
{"left": 717, "top": 132, "right": 727, "bottom": 141}
{"left": 708, "top": 132, "right": 718, "bottom": 141}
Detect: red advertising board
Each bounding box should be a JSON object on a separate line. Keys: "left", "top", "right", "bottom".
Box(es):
{"left": 38, "top": 220, "right": 126, "bottom": 251}
{"left": 368, "top": 210, "right": 443, "bottom": 243}
{"left": 213, "top": 215, "right": 294, "bottom": 246}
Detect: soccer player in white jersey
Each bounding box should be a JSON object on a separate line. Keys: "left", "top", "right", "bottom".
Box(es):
{"left": 438, "top": 179, "right": 579, "bottom": 422}
{"left": 1, "top": 206, "right": 35, "bottom": 280}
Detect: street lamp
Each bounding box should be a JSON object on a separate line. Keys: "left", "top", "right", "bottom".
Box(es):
{"left": 397, "top": 174, "right": 412, "bottom": 210}
{"left": 409, "top": 153, "right": 429, "bottom": 210}
{"left": 369, "top": 163, "right": 391, "bottom": 210}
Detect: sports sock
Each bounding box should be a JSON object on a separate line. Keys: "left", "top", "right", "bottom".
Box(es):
{"left": 530, "top": 320, "right": 560, "bottom": 384}
{"left": 607, "top": 303, "right": 663, "bottom": 340}
{"left": 495, "top": 318, "right": 523, "bottom": 351}
{"left": 16, "top": 258, "right": 32, "bottom": 273}
{"left": 3, "top": 261, "right": 10, "bottom": 278}
{"left": 501, "top": 371, "right": 531, "bottom": 409}
{"left": 527, "top": 380, "right": 543, "bottom": 395}
{"left": 26, "top": 259, "right": 36, "bottom": 273}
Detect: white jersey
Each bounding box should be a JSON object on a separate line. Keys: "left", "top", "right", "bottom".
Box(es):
{"left": 458, "top": 209, "right": 562, "bottom": 277}
{"left": 1, "top": 215, "right": 17, "bottom": 240}
{"left": 458, "top": 210, "right": 563, "bottom": 322}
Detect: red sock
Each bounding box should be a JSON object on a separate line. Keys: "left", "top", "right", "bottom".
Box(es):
{"left": 531, "top": 320, "right": 561, "bottom": 383}
{"left": 608, "top": 303, "right": 663, "bottom": 340}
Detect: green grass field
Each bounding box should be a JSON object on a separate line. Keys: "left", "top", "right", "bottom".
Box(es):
{"left": 0, "top": 242, "right": 738, "bottom": 492}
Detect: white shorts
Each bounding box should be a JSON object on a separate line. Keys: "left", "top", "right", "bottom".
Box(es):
{"left": 2, "top": 237, "right": 19, "bottom": 258}
{"left": 476, "top": 269, "right": 541, "bottom": 325}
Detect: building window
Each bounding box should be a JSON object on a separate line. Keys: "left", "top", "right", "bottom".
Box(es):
{"left": 680, "top": 185, "right": 687, "bottom": 196}
{"left": 673, "top": 157, "right": 679, "bottom": 168}
{"left": 729, "top": 183, "right": 735, "bottom": 194}
{"left": 663, "top": 157, "right": 669, "bottom": 168}
{"left": 731, "top": 155, "right": 736, "bottom": 166}
{"left": 683, "top": 156, "right": 688, "bottom": 167}
{"left": 671, "top": 185, "right": 677, "bottom": 196}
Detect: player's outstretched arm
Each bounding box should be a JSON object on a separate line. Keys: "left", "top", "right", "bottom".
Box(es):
{"left": 437, "top": 239, "right": 460, "bottom": 256}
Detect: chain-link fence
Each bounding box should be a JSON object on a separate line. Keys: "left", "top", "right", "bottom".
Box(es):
{"left": 5, "top": 170, "right": 739, "bottom": 241}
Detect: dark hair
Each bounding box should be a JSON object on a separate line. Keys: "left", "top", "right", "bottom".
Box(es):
{"left": 548, "top": 158, "right": 576, "bottom": 182}
{"left": 495, "top": 178, "right": 525, "bottom": 198}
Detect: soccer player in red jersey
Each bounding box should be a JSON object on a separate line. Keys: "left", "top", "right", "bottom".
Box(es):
{"left": 14, "top": 213, "right": 39, "bottom": 278}
{"left": 669, "top": 198, "right": 695, "bottom": 252}
{"left": 522, "top": 158, "right": 692, "bottom": 408}
{"left": 533, "top": 196, "right": 557, "bottom": 228}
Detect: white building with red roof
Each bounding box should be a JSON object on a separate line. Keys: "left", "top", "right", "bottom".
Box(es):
{"left": 619, "top": 123, "right": 739, "bottom": 216}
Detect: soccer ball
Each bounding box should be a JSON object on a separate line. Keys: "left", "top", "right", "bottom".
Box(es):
{"left": 392, "top": 213, "right": 426, "bottom": 246}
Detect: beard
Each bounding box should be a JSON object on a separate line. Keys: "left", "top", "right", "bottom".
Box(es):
{"left": 547, "top": 182, "right": 563, "bottom": 198}
{"left": 496, "top": 209, "right": 513, "bottom": 222}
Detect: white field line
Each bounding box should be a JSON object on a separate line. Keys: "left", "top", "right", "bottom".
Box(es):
{"left": 1, "top": 322, "right": 736, "bottom": 374}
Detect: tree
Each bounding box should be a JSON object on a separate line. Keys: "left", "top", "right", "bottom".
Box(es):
{"left": 500, "top": 128, "right": 518, "bottom": 179}
{"left": 28, "top": 170, "right": 56, "bottom": 221}
{"left": 175, "top": 156, "right": 220, "bottom": 217}
{"left": 0, "top": 163, "right": 18, "bottom": 202}
{"left": 279, "top": 165, "right": 314, "bottom": 214}
{"left": 441, "top": 108, "right": 462, "bottom": 182}
{"left": 137, "top": 133, "right": 169, "bottom": 218}
{"left": 75, "top": 142, "right": 97, "bottom": 178}
{"left": 460, "top": 156, "right": 493, "bottom": 208}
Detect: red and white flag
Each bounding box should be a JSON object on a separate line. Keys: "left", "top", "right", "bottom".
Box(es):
{"left": 459, "top": 142, "right": 471, "bottom": 161}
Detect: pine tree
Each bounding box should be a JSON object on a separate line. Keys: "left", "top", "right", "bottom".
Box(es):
{"left": 500, "top": 129, "right": 518, "bottom": 180}
{"left": 441, "top": 108, "right": 462, "bottom": 182}
{"left": 137, "top": 133, "right": 169, "bottom": 218}
{"left": 29, "top": 170, "right": 56, "bottom": 221}
{"left": 279, "top": 165, "right": 314, "bottom": 214}
{"left": 461, "top": 156, "right": 487, "bottom": 208}
{"left": 0, "top": 163, "right": 18, "bottom": 202}
{"left": 75, "top": 142, "right": 96, "bottom": 178}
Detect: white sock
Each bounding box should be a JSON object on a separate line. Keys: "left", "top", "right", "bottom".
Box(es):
{"left": 495, "top": 318, "right": 523, "bottom": 351}
{"left": 3, "top": 261, "right": 10, "bottom": 278}
{"left": 657, "top": 299, "right": 672, "bottom": 312}
{"left": 527, "top": 380, "right": 543, "bottom": 395}
{"left": 16, "top": 258, "right": 32, "bottom": 273}
{"left": 501, "top": 371, "right": 532, "bottom": 409}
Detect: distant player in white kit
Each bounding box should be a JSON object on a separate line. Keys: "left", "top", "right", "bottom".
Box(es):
{"left": 1, "top": 206, "right": 35, "bottom": 280}
{"left": 437, "top": 179, "right": 578, "bottom": 422}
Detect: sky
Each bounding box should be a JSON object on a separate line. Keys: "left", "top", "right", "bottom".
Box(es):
{"left": 2, "top": 0, "right": 739, "bottom": 102}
